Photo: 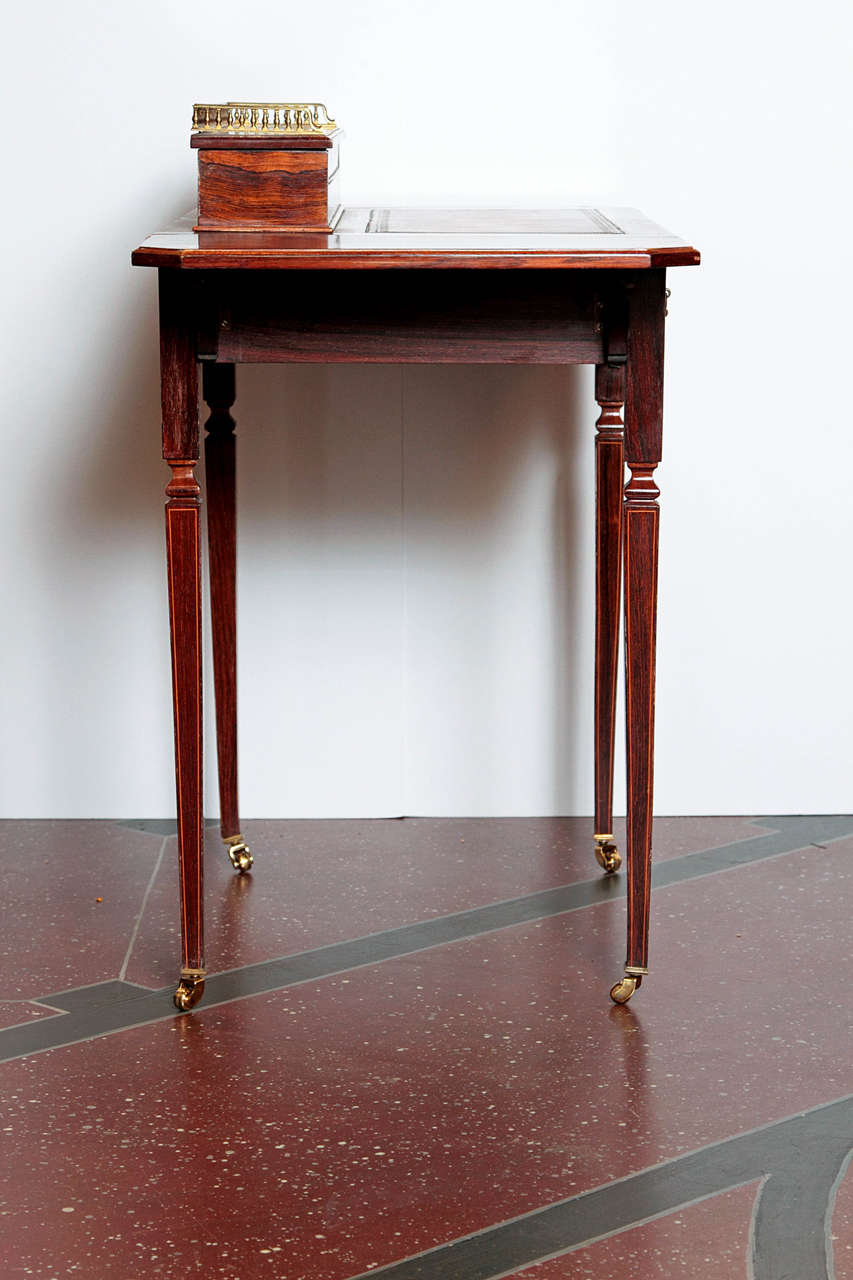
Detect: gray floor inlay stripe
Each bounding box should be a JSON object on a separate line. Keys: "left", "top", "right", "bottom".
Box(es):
{"left": 653, "top": 816, "right": 853, "bottom": 889}
{"left": 751, "top": 1139, "right": 851, "bottom": 1280}
{"left": 38, "top": 979, "right": 151, "bottom": 1014}
{"left": 345, "top": 1096, "right": 853, "bottom": 1280}
{"left": 1, "top": 816, "right": 850, "bottom": 1064}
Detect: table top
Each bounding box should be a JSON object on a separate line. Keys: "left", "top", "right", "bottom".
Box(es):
{"left": 132, "top": 207, "right": 699, "bottom": 271}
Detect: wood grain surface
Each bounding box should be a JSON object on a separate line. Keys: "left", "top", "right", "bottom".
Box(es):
{"left": 133, "top": 207, "right": 700, "bottom": 271}
{"left": 209, "top": 270, "right": 603, "bottom": 364}
{"left": 622, "top": 270, "right": 667, "bottom": 977}
{"left": 197, "top": 150, "right": 333, "bottom": 232}
{"left": 160, "top": 270, "right": 204, "bottom": 977}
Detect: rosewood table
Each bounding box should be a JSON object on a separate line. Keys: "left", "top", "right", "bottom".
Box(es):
{"left": 132, "top": 104, "right": 700, "bottom": 1012}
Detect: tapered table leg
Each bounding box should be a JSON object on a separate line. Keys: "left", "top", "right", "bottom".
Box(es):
{"left": 159, "top": 270, "right": 205, "bottom": 1011}
{"left": 610, "top": 271, "right": 666, "bottom": 1005}
{"left": 203, "top": 364, "right": 252, "bottom": 875}
{"left": 593, "top": 360, "right": 625, "bottom": 876}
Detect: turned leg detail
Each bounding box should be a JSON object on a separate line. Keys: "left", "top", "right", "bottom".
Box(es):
{"left": 165, "top": 461, "right": 205, "bottom": 1011}
{"left": 160, "top": 268, "right": 206, "bottom": 1011}
{"left": 203, "top": 364, "right": 252, "bottom": 874}
{"left": 593, "top": 361, "right": 625, "bottom": 876}
{"left": 609, "top": 271, "right": 666, "bottom": 1006}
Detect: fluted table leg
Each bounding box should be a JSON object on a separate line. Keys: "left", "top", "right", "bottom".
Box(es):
{"left": 159, "top": 270, "right": 205, "bottom": 1012}
{"left": 593, "top": 349, "right": 626, "bottom": 877}
{"left": 610, "top": 271, "right": 666, "bottom": 1006}
{"left": 203, "top": 363, "right": 252, "bottom": 875}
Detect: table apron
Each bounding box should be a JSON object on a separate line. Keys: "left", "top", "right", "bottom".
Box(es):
{"left": 195, "top": 270, "right": 606, "bottom": 365}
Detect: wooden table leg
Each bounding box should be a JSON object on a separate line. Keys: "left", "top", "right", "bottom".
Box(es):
{"left": 610, "top": 270, "right": 666, "bottom": 1006}
{"left": 159, "top": 270, "right": 205, "bottom": 1012}
{"left": 203, "top": 363, "right": 253, "bottom": 875}
{"left": 593, "top": 340, "right": 626, "bottom": 877}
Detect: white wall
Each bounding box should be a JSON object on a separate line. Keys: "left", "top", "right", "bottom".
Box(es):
{"left": 2, "top": 0, "right": 851, "bottom": 817}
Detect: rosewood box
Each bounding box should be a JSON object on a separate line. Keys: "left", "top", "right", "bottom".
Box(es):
{"left": 191, "top": 102, "right": 341, "bottom": 233}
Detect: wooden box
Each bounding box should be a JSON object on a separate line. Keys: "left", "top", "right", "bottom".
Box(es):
{"left": 191, "top": 103, "right": 341, "bottom": 234}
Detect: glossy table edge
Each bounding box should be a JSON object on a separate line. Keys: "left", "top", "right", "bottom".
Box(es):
{"left": 131, "top": 206, "right": 701, "bottom": 271}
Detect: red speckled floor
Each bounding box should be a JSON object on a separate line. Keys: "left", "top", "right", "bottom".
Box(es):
{"left": 0, "top": 816, "right": 851, "bottom": 1279}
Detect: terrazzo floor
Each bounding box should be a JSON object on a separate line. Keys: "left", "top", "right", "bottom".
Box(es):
{"left": 1, "top": 815, "right": 851, "bottom": 1279}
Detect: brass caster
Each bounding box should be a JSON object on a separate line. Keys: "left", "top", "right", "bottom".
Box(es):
{"left": 224, "top": 835, "right": 253, "bottom": 874}
{"left": 609, "top": 975, "right": 638, "bottom": 1004}
{"left": 594, "top": 835, "right": 622, "bottom": 875}
{"left": 609, "top": 966, "right": 647, "bottom": 1005}
{"left": 173, "top": 973, "right": 205, "bottom": 1011}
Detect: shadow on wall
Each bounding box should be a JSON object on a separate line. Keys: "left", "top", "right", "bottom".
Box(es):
{"left": 41, "top": 307, "right": 592, "bottom": 817}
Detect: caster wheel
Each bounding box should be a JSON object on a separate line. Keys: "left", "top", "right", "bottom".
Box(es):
{"left": 173, "top": 976, "right": 205, "bottom": 1011}
{"left": 609, "top": 975, "right": 638, "bottom": 1005}
{"left": 225, "top": 838, "right": 253, "bottom": 874}
{"left": 594, "top": 838, "right": 622, "bottom": 875}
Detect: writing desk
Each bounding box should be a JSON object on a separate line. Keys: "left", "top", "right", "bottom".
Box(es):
{"left": 133, "top": 159, "right": 699, "bottom": 1012}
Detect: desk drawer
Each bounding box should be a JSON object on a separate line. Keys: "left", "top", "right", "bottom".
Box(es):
{"left": 205, "top": 271, "right": 604, "bottom": 365}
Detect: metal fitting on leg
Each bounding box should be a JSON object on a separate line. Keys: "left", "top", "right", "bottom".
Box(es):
{"left": 594, "top": 833, "right": 622, "bottom": 874}
{"left": 224, "top": 833, "right": 253, "bottom": 873}
{"left": 174, "top": 968, "right": 206, "bottom": 1011}
{"left": 610, "top": 965, "right": 648, "bottom": 1005}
